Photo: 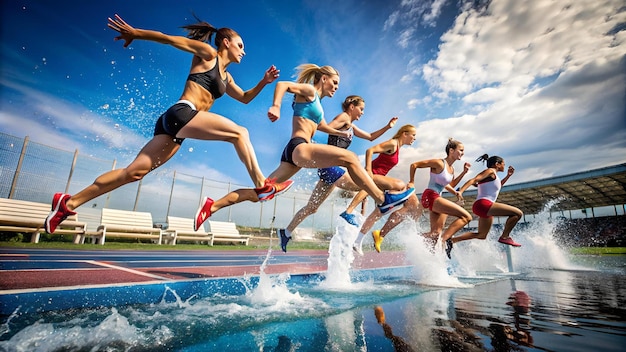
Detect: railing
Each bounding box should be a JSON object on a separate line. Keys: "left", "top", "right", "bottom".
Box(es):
{"left": 0, "top": 132, "right": 356, "bottom": 234}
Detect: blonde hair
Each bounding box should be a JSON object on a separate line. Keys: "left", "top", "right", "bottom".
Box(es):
{"left": 392, "top": 124, "right": 416, "bottom": 139}
{"left": 295, "top": 64, "right": 339, "bottom": 84}
{"left": 341, "top": 95, "right": 364, "bottom": 111}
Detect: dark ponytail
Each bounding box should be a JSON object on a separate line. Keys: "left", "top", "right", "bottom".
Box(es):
{"left": 181, "top": 14, "right": 239, "bottom": 47}
{"left": 476, "top": 154, "right": 503, "bottom": 168}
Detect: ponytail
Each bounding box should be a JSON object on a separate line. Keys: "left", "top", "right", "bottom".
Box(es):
{"left": 295, "top": 64, "right": 339, "bottom": 84}
{"left": 476, "top": 154, "right": 503, "bottom": 168}
{"left": 392, "top": 124, "right": 415, "bottom": 139}
{"left": 445, "top": 138, "right": 462, "bottom": 155}
{"left": 182, "top": 14, "right": 238, "bottom": 48}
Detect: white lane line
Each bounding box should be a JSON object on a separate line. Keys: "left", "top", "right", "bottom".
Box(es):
{"left": 0, "top": 280, "right": 168, "bottom": 295}
{"left": 86, "top": 260, "right": 170, "bottom": 280}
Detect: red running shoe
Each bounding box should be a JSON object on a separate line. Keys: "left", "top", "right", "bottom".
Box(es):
{"left": 255, "top": 178, "right": 294, "bottom": 202}
{"left": 194, "top": 197, "right": 214, "bottom": 231}
{"left": 44, "top": 193, "right": 76, "bottom": 234}
{"left": 498, "top": 237, "right": 521, "bottom": 247}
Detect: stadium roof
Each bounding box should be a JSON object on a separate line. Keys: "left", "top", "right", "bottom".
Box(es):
{"left": 438, "top": 163, "right": 626, "bottom": 215}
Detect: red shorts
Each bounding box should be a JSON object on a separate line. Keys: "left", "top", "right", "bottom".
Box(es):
{"left": 472, "top": 199, "right": 494, "bottom": 218}
{"left": 420, "top": 189, "right": 440, "bottom": 211}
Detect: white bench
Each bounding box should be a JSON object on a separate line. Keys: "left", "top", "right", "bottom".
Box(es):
{"left": 83, "top": 208, "right": 163, "bottom": 245}
{"left": 164, "top": 216, "right": 213, "bottom": 245}
{"left": 208, "top": 220, "right": 250, "bottom": 245}
{"left": 0, "top": 198, "right": 86, "bottom": 243}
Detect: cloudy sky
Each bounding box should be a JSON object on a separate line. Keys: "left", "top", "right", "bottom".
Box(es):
{"left": 1, "top": 0, "right": 624, "bottom": 193}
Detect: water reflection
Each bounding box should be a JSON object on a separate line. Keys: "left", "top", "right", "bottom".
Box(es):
{"left": 488, "top": 290, "right": 534, "bottom": 351}
{"left": 374, "top": 306, "right": 416, "bottom": 352}
{"left": 324, "top": 310, "right": 365, "bottom": 351}
{"left": 375, "top": 265, "right": 625, "bottom": 352}
{"left": 1, "top": 262, "right": 624, "bottom": 351}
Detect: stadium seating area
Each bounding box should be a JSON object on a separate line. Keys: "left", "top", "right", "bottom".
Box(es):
{"left": 553, "top": 215, "right": 626, "bottom": 247}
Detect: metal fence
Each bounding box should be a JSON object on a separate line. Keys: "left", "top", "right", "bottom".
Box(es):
{"left": 0, "top": 132, "right": 359, "bottom": 234}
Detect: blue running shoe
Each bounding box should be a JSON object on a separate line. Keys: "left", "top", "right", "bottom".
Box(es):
{"left": 378, "top": 187, "right": 415, "bottom": 215}
{"left": 279, "top": 229, "right": 291, "bottom": 252}
{"left": 340, "top": 211, "right": 358, "bottom": 226}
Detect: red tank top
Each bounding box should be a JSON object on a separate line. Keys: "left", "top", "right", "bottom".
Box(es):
{"left": 371, "top": 146, "right": 399, "bottom": 176}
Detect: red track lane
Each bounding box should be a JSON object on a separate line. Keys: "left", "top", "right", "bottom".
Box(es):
{"left": 0, "top": 249, "right": 409, "bottom": 291}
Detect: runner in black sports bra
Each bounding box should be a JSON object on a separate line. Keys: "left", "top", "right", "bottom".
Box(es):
{"left": 187, "top": 56, "right": 228, "bottom": 99}
{"left": 44, "top": 15, "right": 286, "bottom": 236}
{"left": 154, "top": 58, "right": 229, "bottom": 144}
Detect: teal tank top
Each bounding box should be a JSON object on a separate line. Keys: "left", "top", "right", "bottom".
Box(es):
{"left": 292, "top": 91, "right": 323, "bottom": 124}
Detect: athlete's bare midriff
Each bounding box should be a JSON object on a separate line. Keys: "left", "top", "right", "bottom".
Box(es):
{"left": 179, "top": 81, "right": 217, "bottom": 111}
{"left": 291, "top": 117, "right": 318, "bottom": 142}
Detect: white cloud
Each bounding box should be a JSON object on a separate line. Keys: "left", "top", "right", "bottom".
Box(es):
{"left": 422, "top": 0, "right": 448, "bottom": 26}
{"left": 1, "top": 80, "right": 147, "bottom": 154}
{"left": 423, "top": 0, "right": 625, "bottom": 97}
{"left": 374, "top": 0, "right": 626, "bottom": 189}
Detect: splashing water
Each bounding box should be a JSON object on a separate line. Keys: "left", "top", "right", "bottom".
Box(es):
{"left": 383, "top": 198, "right": 592, "bottom": 283}
{"left": 397, "top": 222, "right": 471, "bottom": 288}
{"left": 320, "top": 219, "right": 359, "bottom": 289}
{"left": 243, "top": 248, "right": 307, "bottom": 308}
{"left": 319, "top": 213, "right": 363, "bottom": 289}
{"left": 2, "top": 201, "right": 613, "bottom": 351}
{"left": 512, "top": 202, "right": 591, "bottom": 271}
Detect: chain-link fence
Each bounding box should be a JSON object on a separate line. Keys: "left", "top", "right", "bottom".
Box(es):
{"left": 0, "top": 132, "right": 361, "bottom": 235}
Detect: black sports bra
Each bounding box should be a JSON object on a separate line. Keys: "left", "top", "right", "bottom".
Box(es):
{"left": 187, "top": 57, "right": 228, "bottom": 99}
{"left": 327, "top": 125, "right": 353, "bottom": 149}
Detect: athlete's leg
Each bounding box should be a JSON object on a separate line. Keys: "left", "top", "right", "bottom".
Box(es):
{"left": 345, "top": 175, "right": 406, "bottom": 214}
{"left": 334, "top": 173, "right": 360, "bottom": 192}
{"left": 208, "top": 162, "right": 301, "bottom": 215}
{"left": 345, "top": 190, "right": 368, "bottom": 214}
{"left": 435, "top": 198, "right": 473, "bottom": 241}
{"left": 66, "top": 135, "right": 180, "bottom": 210}
{"left": 379, "top": 194, "right": 422, "bottom": 238}
{"left": 286, "top": 180, "right": 335, "bottom": 233}
{"left": 488, "top": 202, "right": 523, "bottom": 240}
{"left": 291, "top": 143, "right": 387, "bottom": 204}
{"left": 178, "top": 111, "right": 265, "bottom": 187}
{"left": 353, "top": 208, "right": 383, "bottom": 254}
{"left": 451, "top": 217, "right": 493, "bottom": 243}
{"left": 360, "top": 208, "right": 383, "bottom": 235}
{"left": 422, "top": 210, "right": 446, "bottom": 249}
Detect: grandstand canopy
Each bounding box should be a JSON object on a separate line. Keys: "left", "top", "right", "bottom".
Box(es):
{"left": 439, "top": 163, "right": 626, "bottom": 215}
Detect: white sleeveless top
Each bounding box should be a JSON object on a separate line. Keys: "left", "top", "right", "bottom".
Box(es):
{"left": 427, "top": 159, "right": 454, "bottom": 194}
{"left": 476, "top": 173, "right": 502, "bottom": 202}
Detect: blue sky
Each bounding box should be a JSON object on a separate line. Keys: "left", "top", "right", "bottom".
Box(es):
{"left": 1, "top": 0, "right": 625, "bottom": 193}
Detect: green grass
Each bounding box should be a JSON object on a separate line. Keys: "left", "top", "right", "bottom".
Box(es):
{"left": 568, "top": 247, "right": 626, "bottom": 255}
{"left": 0, "top": 238, "right": 330, "bottom": 251}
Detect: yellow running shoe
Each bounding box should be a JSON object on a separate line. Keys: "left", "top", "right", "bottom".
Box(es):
{"left": 372, "top": 230, "right": 384, "bottom": 253}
